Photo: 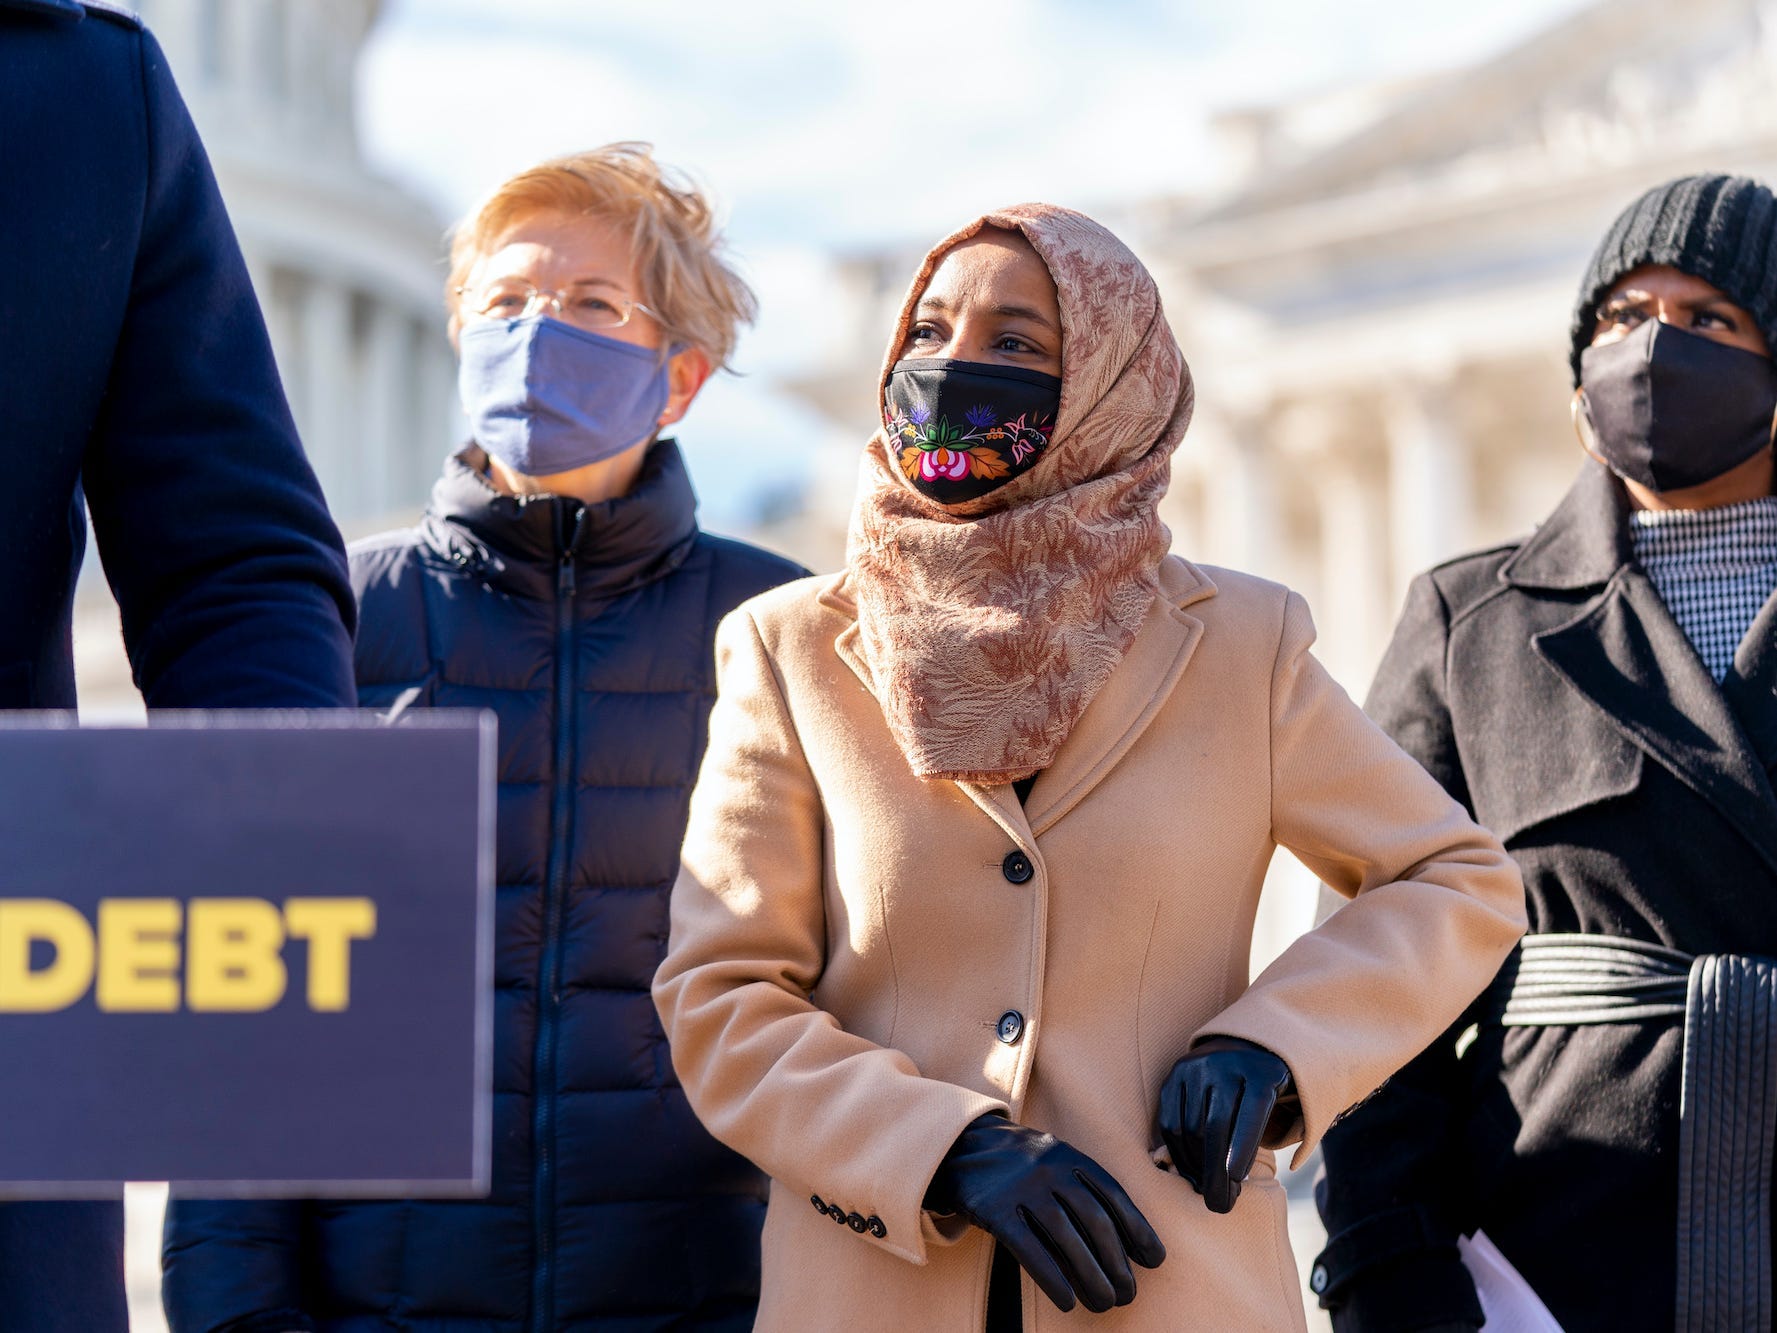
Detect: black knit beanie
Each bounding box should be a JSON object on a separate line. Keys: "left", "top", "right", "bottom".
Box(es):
{"left": 1569, "top": 174, "right": 1777, "bottom": 384}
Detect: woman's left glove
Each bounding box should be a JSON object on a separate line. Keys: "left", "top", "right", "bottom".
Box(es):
{"left": 1157, "top": 1037, "right": 1297, "bottom": 1214}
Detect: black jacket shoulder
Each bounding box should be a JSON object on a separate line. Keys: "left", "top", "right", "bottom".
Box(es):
{"left": 694, "top": 531, "right": 808, "bottom": 597}
{"left": 346, "top": 525, "right": 808, "bottom": 695}
{"left": 348, "top": 526, "right": 430, "bottom": 592}
{"left": 1416, "top": 541, "right": 1522, "bottom": 622}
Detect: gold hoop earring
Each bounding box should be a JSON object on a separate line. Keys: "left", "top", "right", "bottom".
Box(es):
{"left": 1571, "top": 388, "right": 1597, "bottom": 454}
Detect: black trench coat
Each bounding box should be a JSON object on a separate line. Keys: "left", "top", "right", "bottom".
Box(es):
{"left": 1315, "top": 461, "right": 1777, "bottom": 1333}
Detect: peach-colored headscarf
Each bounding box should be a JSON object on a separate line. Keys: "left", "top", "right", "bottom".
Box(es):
{"left": 843, "top": 203, "right": 1194, "bottom": 784}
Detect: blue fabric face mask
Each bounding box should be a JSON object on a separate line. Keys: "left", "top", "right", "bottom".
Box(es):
{"left": 457, "top": 315, "right": 674, "bottom": 477}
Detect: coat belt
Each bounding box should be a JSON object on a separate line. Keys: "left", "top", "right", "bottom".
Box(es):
{"left": 1484, "top": 934, "right": 1777, "bottom": 1332}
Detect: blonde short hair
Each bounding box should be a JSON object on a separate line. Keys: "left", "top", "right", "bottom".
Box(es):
{"left": 446, "top": 142, "right": 756, "bottom": 368}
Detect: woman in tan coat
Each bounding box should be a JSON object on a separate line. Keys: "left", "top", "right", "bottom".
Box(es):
{"left": 653, "top": 203, "right": 1526, "bottom": 1331}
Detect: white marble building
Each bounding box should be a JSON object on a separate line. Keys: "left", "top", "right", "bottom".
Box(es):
{"left": 1151, "top": 0, "right": 1777, "bottom": 689}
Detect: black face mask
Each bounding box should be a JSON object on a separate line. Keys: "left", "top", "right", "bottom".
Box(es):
{"left": 883, "top": 358, "right": 1061, "bottom": 503}
{"left": 1578, "top": 319, "right": 1777, "bottom": 492}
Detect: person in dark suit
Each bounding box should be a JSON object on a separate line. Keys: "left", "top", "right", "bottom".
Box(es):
{"left": 1314, "top": 174, "right": 1777, "bottom": 1332}
{"left": 0, "top": 2, "right": 356, "bottom": 1326}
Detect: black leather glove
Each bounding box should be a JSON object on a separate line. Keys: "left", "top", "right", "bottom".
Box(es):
{"left": 925, "top": 1113, "right": 1165, "bottom": 1313}
{"left": 1158, "top": 1037, "right": 1297, "bottom": 1214}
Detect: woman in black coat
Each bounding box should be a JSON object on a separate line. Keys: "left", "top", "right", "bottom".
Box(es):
{"left": 1315, "top": 174, "right": 1777, "bottom": 1333}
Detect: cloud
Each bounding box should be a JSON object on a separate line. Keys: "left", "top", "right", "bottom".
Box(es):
{"left": 362, "top": 0, "right": 1595, "bottom": 256}
{"left": 358, "top": 0, "right": 1235, "bottom": 249}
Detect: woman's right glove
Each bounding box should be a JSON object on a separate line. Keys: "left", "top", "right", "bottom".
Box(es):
{"left": 924, "top": 1112, "right": 1165, "bottom": 1313}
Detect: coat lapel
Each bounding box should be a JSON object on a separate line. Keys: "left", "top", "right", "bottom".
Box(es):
{"left": 823, "top": 578, "right": 1035, "bottom": 845}
{"left": 823, "top": 577, "right": 878, "bottom": 700}
{"left": 1019, "top": 557, "right": 1211, "bottom": 837}
{"left": 1522, "top": 481, "right": 1777, "bottom": 876}
{"left": 1721, "top": 585, "right": 1777, "bottom": 776}
{"left": 821, "top": 562, "right": 1211, "bottom": 844}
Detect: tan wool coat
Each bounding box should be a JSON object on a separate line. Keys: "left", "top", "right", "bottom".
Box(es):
{"left": 654, "top": 556, "right": 1526, "bottom": 1332}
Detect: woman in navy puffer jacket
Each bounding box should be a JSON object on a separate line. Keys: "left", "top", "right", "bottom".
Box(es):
{"left": 163, "top": 144, "right": 805, "bottom": 1333}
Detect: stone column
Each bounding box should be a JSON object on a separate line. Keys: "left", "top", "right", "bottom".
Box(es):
{"left": 418, "top": 332, "right": 461, "bottom": 503}
{"left": 299, "top": 277, "right": 356, "bottom": 519}
{"left": 1314, "top": 448, "right": 1391, "bottom": 692}
{"left": 223, "top": 0, "right": 267, "bottom": 130}
{"left": 1273, "top": 401, "right": 1391, "bottom": 692}
{"left": 1205, "top": 413, "right": 1279, "bottom": 579}
{"left": 361, "top": 300, "right": 415, "bottom": 521}
{"left": 1384, "top": 375, "right": 1471, "bottom": 608}
{"left": 319, "top": 0, "right": 372, "bottom": 159}
{"left": 283, "top": 0, "right": 321, "bottom": 145}
{"left": 251, "top": 264, "right": 304, "bottom": 436}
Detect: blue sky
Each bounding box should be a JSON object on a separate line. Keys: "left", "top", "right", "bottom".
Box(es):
{"left": 357, "top": 0, "right": 1598, "bottom": 534}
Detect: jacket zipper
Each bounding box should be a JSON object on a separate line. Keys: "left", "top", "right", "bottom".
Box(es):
{"left": 530, "top": 503, "right": 585, "bottom": 1333}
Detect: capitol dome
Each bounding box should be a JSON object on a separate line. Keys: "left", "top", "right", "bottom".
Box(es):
{"left": 132, "top": 0, "right": 459, "bottom": 530}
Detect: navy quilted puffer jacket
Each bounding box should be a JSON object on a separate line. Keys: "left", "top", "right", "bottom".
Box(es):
{"left": 164, "top": 441, "right": 804, "bottom": 1333}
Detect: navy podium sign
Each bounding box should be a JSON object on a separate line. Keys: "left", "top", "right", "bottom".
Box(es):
{"left": 0, "top": 712, "right": 494, "bottom": 1197}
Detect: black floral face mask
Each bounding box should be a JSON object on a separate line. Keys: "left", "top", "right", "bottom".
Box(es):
{"left": 883, "top": 358, "right": 1061, "bottom": 504}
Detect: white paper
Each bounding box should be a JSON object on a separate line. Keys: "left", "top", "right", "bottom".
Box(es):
{"left": 1458, "top": 1230, "right": 1565, "bottom": 1333}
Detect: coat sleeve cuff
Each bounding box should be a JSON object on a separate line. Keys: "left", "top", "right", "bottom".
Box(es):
{"left": 1312, "top": 1205, "right": 1481, "bottom": 1331}
{"left": 882, "top": 1088, "right": 1009, "bottom": 1265}
{"left": 1321, "top": 1252, "right": 1481, "bottom": 1332}
{"left": 794, "top": 1086, "right": 1004, "bottom": 1267}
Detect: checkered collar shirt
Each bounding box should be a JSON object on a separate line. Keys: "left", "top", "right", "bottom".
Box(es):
{"left": 1630, "top": 496, "right": 1777, "bottom": 682}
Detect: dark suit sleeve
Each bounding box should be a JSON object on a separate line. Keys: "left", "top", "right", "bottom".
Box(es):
{"left": 1312, "top": 572, "right": 1486, "bottom": 1332}
{"left": 80, "top": 27, "right": 356, "bottom": 710}
{"left": 162, "top": 1199, "right": 314, "bottom": 1333}
{"left": 106, "top": 25, "right": 329, "bottom": 1331}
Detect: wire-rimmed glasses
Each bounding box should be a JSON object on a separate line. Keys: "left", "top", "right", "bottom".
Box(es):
{"left": 455, "top": 277, "right": 658, "bottom": 334}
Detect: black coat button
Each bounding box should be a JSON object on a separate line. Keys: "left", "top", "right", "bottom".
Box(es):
{"left": 997, "top": 1010, "right": 1025, "bottom": 1044}
{"left": 867, "top": 1215, "right": 887, "bottom": 1238}
{"left": 847, "top": 1211, "right": 867, "bottom": 1233}
{"left": 830, "top": 1204, "right": 849, "bottom": 1225}
{"left": 810, "top": 1194, "right": 826, "bottom": 1214}
{"left": 1001, "top": 851, "right": 1033, "bottom": 884}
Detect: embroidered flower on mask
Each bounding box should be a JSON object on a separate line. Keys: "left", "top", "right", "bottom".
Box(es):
{"left": 890, "top": 408, "right": 1013, "bottom": 485}
{"left": 1002, "top": 411, "right": 1053, "bottom": 465}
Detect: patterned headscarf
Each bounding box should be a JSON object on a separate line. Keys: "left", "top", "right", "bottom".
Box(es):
{"left": 843, "top": 203, "right": 1193, "bottom": 785}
